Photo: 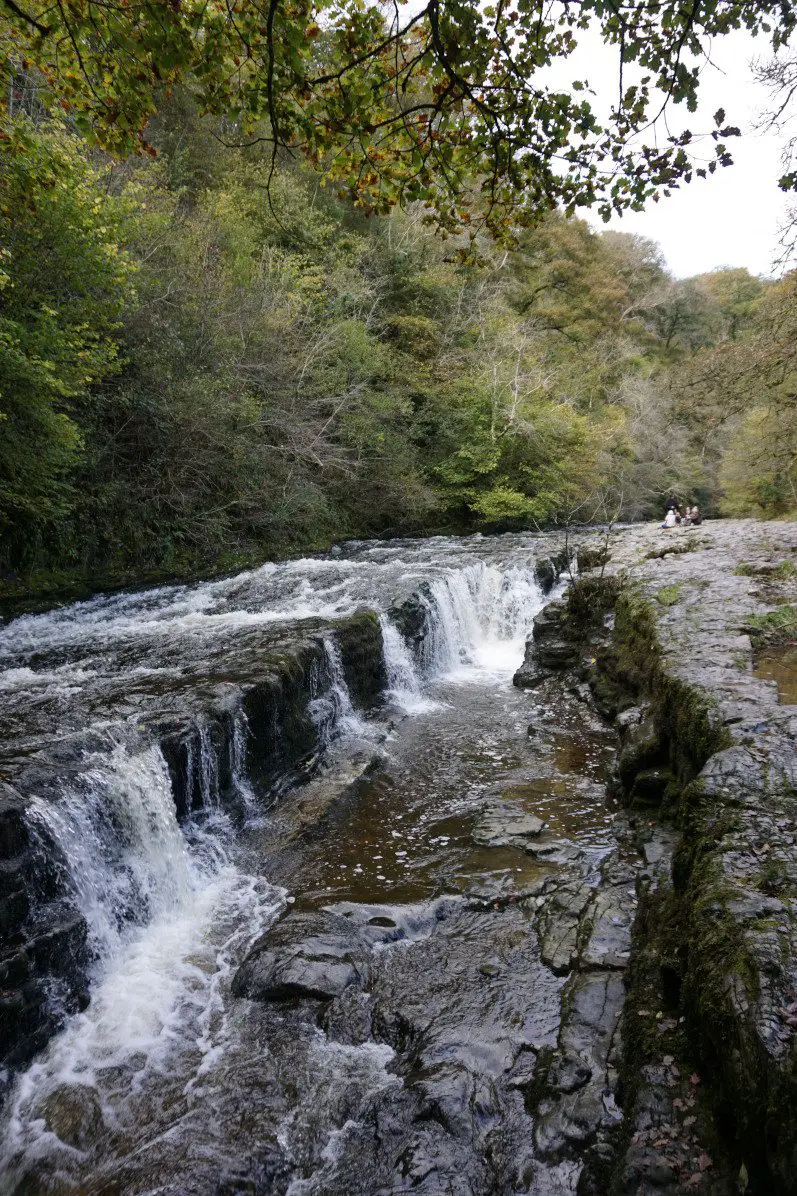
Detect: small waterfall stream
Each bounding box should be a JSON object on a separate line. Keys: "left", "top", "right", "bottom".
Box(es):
{"left": 0, "top": 533, "right": 582, "bottom": 1193}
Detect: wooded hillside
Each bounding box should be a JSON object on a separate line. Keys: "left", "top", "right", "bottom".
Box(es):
{"left": 0, "top": 95, "right": 792, "bottom": 590}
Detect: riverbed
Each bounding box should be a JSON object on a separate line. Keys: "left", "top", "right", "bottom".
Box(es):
{"left": 0, "top": 532, "right": 632, "bottom": 1194}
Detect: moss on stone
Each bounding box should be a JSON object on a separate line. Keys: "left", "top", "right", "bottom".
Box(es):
{"left": 743, "top": 605, "right": 797, "bottom": 647}
{"left": 655, "top": 581, "right": 684, "bottom": 607}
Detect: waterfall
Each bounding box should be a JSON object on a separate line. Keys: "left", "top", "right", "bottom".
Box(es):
{"left": 198, "top": 722, "right": 220, "bottom": 809}
{"left": 309, "top": 636, "right": 367, "bottom": 746}
{"left": 414, "top": 564, "right": 544, "bottom": 681}
{"left": 28, "top": 744, "right": 201, "bottom": 962}
{"left": 229, "top": 709, "right": 256, "bottom": 813}
{"left": 379, "top": 616, "right": 437, "bottom": 714}
{"left": 0, "top": 533, "right": 558, "bottom": 1185}
{"left": 2, "top": 742, "right": 284, "bottom": 1176}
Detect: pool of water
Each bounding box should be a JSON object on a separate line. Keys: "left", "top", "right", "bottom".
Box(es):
{"left": 754, "top": 646, "right": 797, "bottom": 705}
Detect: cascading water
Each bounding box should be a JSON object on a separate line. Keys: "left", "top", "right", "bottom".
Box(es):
{"left": 28, "top": 744, "right": 201, "bottom": 959}
{"left": 379, "top": 615, "right": 437, "bottom": 714}
{"left": 0, "top": 743, "right": 284, "bottom": 1184}
{"left": 197, "top": 722, "right": 220, "bottom": 808}
{"left": 309, "top": 635, "right": 370, "bottom": 747}
{"left": 414, "top": 563, "right": 545, "bottom": 680}
{"left": 229, "top": 709, "right": 256, "bottom": 812}
{"left": 0, "top": 530, "right": 573, "bottom": 1193}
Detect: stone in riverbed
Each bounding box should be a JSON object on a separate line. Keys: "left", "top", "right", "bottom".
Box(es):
{"left": 232, "top": 911, "right": 370, "bottom": 1002}
{"left": 513, "top": 661, "right": 551, "bottom": 689}
{"left": 472, "top": 806, "right": 545, "bottom": 849}
{"left": 40, "top": 1082, "right": 104, "bottom": 1150}
{"left": 548, "top": 1053, "right": 593, "bottom": 1094}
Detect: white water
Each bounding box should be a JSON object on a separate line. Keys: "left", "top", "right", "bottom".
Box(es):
{"left": 0, "top": 533, "right": 554, "bottom": 1185}
{"left": 1, "top": 744, "right": 285, "bottom": 1180}
{"left": 418, "top": 562, "right": 544, "bottom": 681}
{"left": 230, "top": 710, "right": 257, "bottom": 812}
{"left": 379, "top": 616, "right": 439, "bottom": 714}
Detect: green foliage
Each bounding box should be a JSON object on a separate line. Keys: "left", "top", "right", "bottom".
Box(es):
{"left": 656, "top": 583, "right": 684, "bottom": 607}
{"left": 743, "top": 606, "right": 797, "bottom": 647}
{"left": 668, "top": 273, "right": 795, "bottom": 519}
{"left": 0, "top": 94, "right": 788, "bottom": 593}
{"left": 734, "top": 560, "right": 797, "bottom": 579}
{"left": 0, "top": 119, "right": 133, "bottom": 565}
{"left": 0, "top": 1, "right": 792, "bottom": 240}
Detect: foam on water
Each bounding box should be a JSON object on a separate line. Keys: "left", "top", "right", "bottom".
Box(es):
{"left": 0, "top": 745, "right": 284, "bottom": 1179}
{"left": 282, "top": 1036, "right": 399, "bottom": 1196}
{"left": 379, "top": 616, "right": 439, "bottom": 714}
{"left": 419, "top": 563, "right": 545, "bottom": 683}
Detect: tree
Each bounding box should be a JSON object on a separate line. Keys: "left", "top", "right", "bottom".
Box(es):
{"left": 0, "top": 119, "right": 133, "bottom": 565}
{"left": 671, "top": 272, "right": 797, "bottom": 515}
{"left": 0, "top": 0, "right": 789, "bottom": 240}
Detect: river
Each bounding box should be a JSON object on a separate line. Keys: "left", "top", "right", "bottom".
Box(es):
{"left": 0, "top": 532, "right": 627, "bottom": 1195}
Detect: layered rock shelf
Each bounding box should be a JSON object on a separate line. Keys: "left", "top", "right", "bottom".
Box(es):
{"left": 528, "top": 518, "right": 797, "bottom": 1193}
{"left": 0, "top": 610, "right": 388, "bottom": 1082}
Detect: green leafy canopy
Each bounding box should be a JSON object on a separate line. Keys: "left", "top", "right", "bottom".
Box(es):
{"left": 1, "top": 0, "right": 790, "bottom": 240}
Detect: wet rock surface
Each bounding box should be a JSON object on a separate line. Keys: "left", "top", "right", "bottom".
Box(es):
{"left": 1, "top": 521, "right": 794, "bottom": 1195}
{"left": 232, "top": 910, "right": 373, "bottom": 1001}
{"left": 471, "top": 805, "right": 546, "bottom": 848}
{"left": 0, "top": 611, "right": 388, "bottom": 1085}
{"left": 581, "top": 518, "right": 797, "bottom": 1194}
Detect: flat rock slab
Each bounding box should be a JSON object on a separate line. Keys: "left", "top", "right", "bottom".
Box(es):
{"left": 472, "top": 806, "right": 545, "bottom": 849}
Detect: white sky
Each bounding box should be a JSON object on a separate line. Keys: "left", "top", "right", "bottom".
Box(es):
{"left": 585, "top": 32, "right": 792, "bottom": 279}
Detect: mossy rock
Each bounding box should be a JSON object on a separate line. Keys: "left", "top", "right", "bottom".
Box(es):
{"left": 577, "top": 545, "right": 610, "bottom": 571}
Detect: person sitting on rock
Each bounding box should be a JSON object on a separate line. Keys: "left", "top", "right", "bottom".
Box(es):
{"left": 690, "top": 505, "right": 703, "bottom": 525}
{"left": 661, "top": 508, "right": 677, "bottom": 529}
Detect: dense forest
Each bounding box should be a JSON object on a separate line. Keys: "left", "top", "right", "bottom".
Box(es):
{"left": 1, "top": 92, "right": 795, "bottom": 592}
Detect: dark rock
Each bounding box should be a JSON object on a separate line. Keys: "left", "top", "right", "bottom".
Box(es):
{"left": 535, "top": 558, "right": 558, "bottom": 594}
{"left": 533, "top": 970, "right": 625, "bottom": 1158}
{"left": 513, "top": 657, "right": 551, "bottom": 689}
{"left": 26, "top": 906, "right": 87, "bottom": 975}
{"left": 580, "top": 885, "right": 634, "bottom": 970}
{"left": 0, "top": 785, "right": 29, "bottom": 859}
{"left": 389, "top": 584, "right": 433, "bottom": 648}
{"left": 40, "top": 1082, "right": 104, "bottom": 1150}
{"left": 548, "top": 1053, "right": 592, "bottom": 1094}
{"left": 532, "top": 601, "right": 568, "bottom": 645}
{"left": 537, "top": 640, "right": 580, "bottom": 670}
{"left": 334, "top": 610, "right": 387, "bottom": 710}
{"left": 0, "top": 855, "right": 30, "bottom": 937}
{"left": 538, "top": 882, "right": 593, "bottom": 974}
{"left": 514, "top": 595, "right": 585, "bottom": 685}
{"left": 232, "top": 911, "right": 370, "bottom": 1002}
{"left": 616, "top": 705, "right": 647, "bottom": 738}
{"left": 629, "top": 768, "right": 676, "bottom": 808}
{"left": 618, "top": 717, "right": 666, "bottom": 789}
{"left": 507, "top": 1047, "right": 538, "bottom": 1090}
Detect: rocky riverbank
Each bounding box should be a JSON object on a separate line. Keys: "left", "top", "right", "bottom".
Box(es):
{"left": 523, "top": 518, "right": 797, "bottom": 1194}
